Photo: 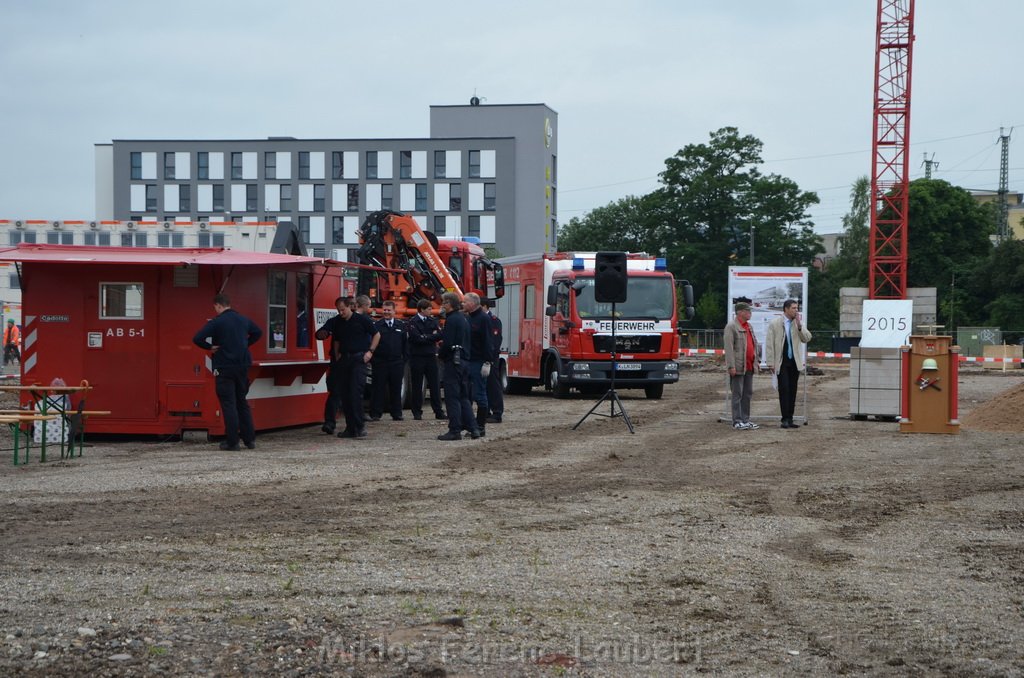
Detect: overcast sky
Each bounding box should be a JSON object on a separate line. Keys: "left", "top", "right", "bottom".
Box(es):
{"left": 2, "top": 1, "right": 1021, "bottom": 235}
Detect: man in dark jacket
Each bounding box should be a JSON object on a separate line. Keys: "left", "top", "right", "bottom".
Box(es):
{"left": 334, "top": 295, "right": 379, "bottom": 438}
{"left": 438, "top": 292, "right": 478, "bottom": 441}
{"left": 314, "top": 296, "right": 351, "bottom": 434}
{"left": 192, "top": 294, "right": 262, "bottom": 451}
{"left": 481, "top": 297, "right": 504, "bottom": 423}
{"left": 407, "top": 298, "right": 445, "bottom": 421}
{"left": 463, "top": 293, "right": 495, "bottom": 436}
{"left": 369, "top": 300, "right": 408, "bottom": 421}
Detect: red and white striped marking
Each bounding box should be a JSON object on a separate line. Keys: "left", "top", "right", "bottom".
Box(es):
{"left": 679, "top": 349, "right": 1024, "bottom": 363}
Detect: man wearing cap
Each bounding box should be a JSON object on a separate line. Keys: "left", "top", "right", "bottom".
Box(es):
{"left": 3, "top": 319, "right": 21, "bottom": 366}
{"left": 766, "top": 299, "right": 813, "bottom": 429}
{"left": 723, "top": 300, "right": 761, "bottom": 430}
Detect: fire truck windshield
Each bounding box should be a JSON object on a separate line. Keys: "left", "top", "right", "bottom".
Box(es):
{"left": 573, "top": 276, "right": 674, "bottom": 319}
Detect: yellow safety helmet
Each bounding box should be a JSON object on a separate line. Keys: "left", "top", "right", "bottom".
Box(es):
{"left": 921, "top": 358, "right": 939, "bottom": 371}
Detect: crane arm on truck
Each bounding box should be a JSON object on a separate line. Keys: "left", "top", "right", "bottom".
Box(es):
{"left": 356, "top": 210, "right": 463, "bottom": 311}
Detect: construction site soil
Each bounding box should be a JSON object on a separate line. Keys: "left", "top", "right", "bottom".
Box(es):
{"left": 1, "top": 363, "right": 1022, "bottom": 677}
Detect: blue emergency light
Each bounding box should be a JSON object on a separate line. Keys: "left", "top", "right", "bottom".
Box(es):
{"left": 572, "top": 258, "right": 586, "bottom": 270}
{"left": 655, "top": 257, "right": 667, "bottom": 271}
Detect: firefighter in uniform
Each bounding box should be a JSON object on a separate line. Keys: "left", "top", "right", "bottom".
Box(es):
{"left": 369, "top": 300, "right": 408, "bottom": 421}
{"left": 407, "top": 298, "right": 446, "bottom": 421}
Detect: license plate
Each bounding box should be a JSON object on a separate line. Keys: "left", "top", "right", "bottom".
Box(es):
{"left": 616, "top": 363, "right": 641, "bottom": 370}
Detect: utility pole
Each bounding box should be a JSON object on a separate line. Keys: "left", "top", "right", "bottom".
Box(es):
{"left": 922, "top": 152, "right": 938, "bottom": 179}
{"left": 997, "top": 127, "right": 1013, "bottom": 240}
{"left": 749, "top": 225, "right": 755, "bottom": 266}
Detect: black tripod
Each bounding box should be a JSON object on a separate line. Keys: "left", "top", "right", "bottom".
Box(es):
{"left": 573, "top": 302, "right": 635, "bottom": 433}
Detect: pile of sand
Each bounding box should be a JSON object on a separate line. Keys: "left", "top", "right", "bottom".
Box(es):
{"left": 962, "top": 380, "right": 1024, "bottom": 432}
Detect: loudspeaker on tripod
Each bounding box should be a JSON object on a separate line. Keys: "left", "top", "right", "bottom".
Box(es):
{"left": 594, "top": 251, "right": 628, "bottom": 303}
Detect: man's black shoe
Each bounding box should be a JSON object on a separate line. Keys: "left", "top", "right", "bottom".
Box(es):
{"left": 466, "top": 429, "right": 481, "bottom": 440}
{"left": 243, "top": 440, "right": 256, "bottom": 450}
{"left": 321, "top": 424, "right": 335, "bottom": 435}
{"left": 367, "top": 416, "right": 381, "bottom": 422}
{"left": 353, "top": 428, "right": 368, "bottom": 438}
{"left": 413, "top": 414, "right": 423, "bottom": 421}
{"left": 392, "top": 416, "right": 404, "bottom": 421}
{"left": 437, "top": 431, "right": 462, "bottom": 441}
{"left": 337, "top": 429, "right": 353, "bottom": 438}
{"left": 435, "top": 412, "right": 447, "bottom": 420}
{"left": 486, "top": 416, "right": 502, "bottom": 424}
{"left": 219, "top": 442, "right": 240, "bottom": 451}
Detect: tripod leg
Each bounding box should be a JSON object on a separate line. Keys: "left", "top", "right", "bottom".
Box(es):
{"left": 573, "top": 390, "right": 613, "bottom": 430}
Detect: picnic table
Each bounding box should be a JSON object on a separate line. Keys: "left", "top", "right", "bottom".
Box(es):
{"left": 0, "top": 381, "right": 106, "bottom": 464}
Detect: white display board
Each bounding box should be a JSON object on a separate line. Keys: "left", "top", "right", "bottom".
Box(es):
{"left": 727, "top": 267, "right": 809, "bottom": 362}
{"left": 860, "top": 299, "right": 913, "bottom": 348}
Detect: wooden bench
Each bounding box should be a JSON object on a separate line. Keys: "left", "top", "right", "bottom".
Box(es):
{"left": 2, "top": 414, "right": 59, "bottom": 466}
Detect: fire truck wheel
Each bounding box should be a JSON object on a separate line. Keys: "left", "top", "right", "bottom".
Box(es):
{"left": 644, "top": 383, "right": 664, "bottom": 400}
{"left": 546, "top": 361, "right": 570, "bottom": 399}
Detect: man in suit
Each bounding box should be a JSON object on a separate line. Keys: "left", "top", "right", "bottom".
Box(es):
{"left": 369, "top": 300, "right": 408, "bottom": 421}
{"left": 765, "top": 299, "right": 813, "bottom": 429}
{"left": 407, "top": 298, "right": 446, "bottom": 421}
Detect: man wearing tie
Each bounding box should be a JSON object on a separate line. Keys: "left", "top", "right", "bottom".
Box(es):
{"left": 369, "top": 300, "right": 408, "bottom": 422}
{"left": 766, "top": 299, "right": 813, "bottom": 429}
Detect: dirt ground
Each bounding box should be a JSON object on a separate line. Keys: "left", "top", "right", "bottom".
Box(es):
{"left": 1, "top": 362, "right": 1023, "bottom": 677}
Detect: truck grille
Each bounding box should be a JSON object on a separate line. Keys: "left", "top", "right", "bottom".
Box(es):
{"left": 593, "top": 335, "right": 662, "bottom": 354}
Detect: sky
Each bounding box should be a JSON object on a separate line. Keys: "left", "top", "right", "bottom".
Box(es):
{"left": 1, "top": 0, "right": 1022, "bottom": 236}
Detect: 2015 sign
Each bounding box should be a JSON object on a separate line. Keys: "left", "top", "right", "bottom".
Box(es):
{"left": 860, "top": 300, "right": 913, "bottom": 348}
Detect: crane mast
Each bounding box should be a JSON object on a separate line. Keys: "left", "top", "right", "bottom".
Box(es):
{"left": 869, "top": 0, "right": 915, "bottom": 299}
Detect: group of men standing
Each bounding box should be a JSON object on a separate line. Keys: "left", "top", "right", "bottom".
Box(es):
{"left": 724, "top": 298, "right": 812, "bottom": 430}
{"left": 317, "top": 292, "right": 503, "bottom": 441}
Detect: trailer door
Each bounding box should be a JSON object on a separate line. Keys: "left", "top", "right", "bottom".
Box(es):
{"left": 84, "top": 276, "right": 160, "bottom": 418}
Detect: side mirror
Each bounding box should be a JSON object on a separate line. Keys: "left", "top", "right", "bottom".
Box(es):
{"left": 546, "top": 285, "right": 557, "bottom": 306}
{"left": 545, "top": 306, "right": 557, "bottom": 317}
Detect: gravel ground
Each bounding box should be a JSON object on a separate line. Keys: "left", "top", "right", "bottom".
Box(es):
{"left": 1, "top": 363, "right": 1022, "bottom": 677}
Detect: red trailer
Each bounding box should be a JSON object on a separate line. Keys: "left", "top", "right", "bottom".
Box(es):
{"left": 0, "top": 244, "right": 350, "bottom": 437}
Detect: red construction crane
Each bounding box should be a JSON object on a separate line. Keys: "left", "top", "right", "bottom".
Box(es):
{"left": 869, "top": 0, "right": 916, "bottom": 299}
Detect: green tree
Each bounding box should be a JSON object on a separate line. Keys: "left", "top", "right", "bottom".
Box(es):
{"left": 827, "top": 176, "right": 870, "bottom": 288}
{"left": 557, "top": 193, "right": 668, "bottom": 254}
{"left": 902, "top": 179, "right": 995, "bottom": 327}
{"left": 656, "top": 127, "right": 821, "bottom": 302}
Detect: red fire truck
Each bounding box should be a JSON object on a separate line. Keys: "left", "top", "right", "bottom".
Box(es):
{"left": 495, "top": 252, "right": 693, "bottom": 399}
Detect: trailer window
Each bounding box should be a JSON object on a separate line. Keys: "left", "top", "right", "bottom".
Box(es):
{"left": 296, "top": 274, "right": 310, "bottom": 348}
{"left": 100, "top": 283, "right": 144, "bottom": 319}
{"left": 268, "top": 270, "right": 287, "bottom": 351}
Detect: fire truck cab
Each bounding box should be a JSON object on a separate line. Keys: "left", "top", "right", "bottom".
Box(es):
{"left": 497, "top": 252, "right": 693, "bottom": 399}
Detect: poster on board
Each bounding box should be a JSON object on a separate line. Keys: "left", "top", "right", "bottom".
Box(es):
{"left": 727, "top": 266, "right": 809, "bottom": 363}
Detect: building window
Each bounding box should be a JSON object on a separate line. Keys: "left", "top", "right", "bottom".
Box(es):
{"left": 212, "top": 184, "right": 225, "bottom": 212}
{"left": 366, "top": 151, "right": 378, "bottom": 179}
{"left": 449, "top": 184, "right": 462, "bottom": 211}
{"left": 434, "top": 150, "right": 445, "bottom": 178}
{"left": 157, "top": 232, "right": 185, "bottom": 248}
{"left": 468, "top": 215, "right": 481, "bottom": 238}
{"left": 551, "top": 154, "right": 557, "bottom": 185}
{"left": 484, "top": 183, "right": 496, "bottom": 211}
{"left": 47, "top": 231, "right": 74, "bottom": 245}
{"left": 381, "top": 184, "right": 393, "bottom": 210}
{"left": 100, "top": 283, "right": 144, "bottom": 319}
{"left": 198, "top": 232, "right": 226, "bottom": 247}
{"left": 299, "top": 152, "right": 310, "bottom": 179}
{"left": 130, "top": 152, "right": 142, "bottom": 180}
{"left": 247, "top": 184, "right": 258, "bottom": 212}
{"left": 198, "top": 152, "right": 209, "bottom": 180}
{"left": 265, "top": 152, "right": 276, "bottom": 179}
{"left": 298, "top": 216, "right": 310, "bottom": 243}
{"left": 332, "top": 216, "right": 345, "bottom": 244}
{"left": 332, "top": 152, "right": 344, "bottom": 180}
{"left": 83, "top": 232, "right": 112, "bottom": 246}
{"left": 120, "top": 232, "right": 148, "bottom": 247}
{"left": 313, "top": 184, "right": 325, "bottom": 211}
{"left": 347, "top": 184, "right": 359, "bottom": 211}
{"left": 8, "top": 273, "right": 19, "bottom": 290}
{"left": 400, "top": 151, "right": 412, "bottom": 179}
{"left": 280, "top": 184, "right": 293, "bottom": 211}
{"left": 146, "top": 185, "right": 158, "bottom": 212}
{"left": 164, "top": 152, "right": 175, "bottom": 179}
{"left": 180, "top": 184, "right": 191, "bottom": 213}
{"left": 415, "top": 183, "right": 427, "bottom": 211}
{"left": 469, "top": 150, "right": 481, "bottom": 178}
{"left": 231, "top": 152, "right": 243, "bottom": 180}
{"left": 432, "top": 215, "right": 445, "bottom": 234}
